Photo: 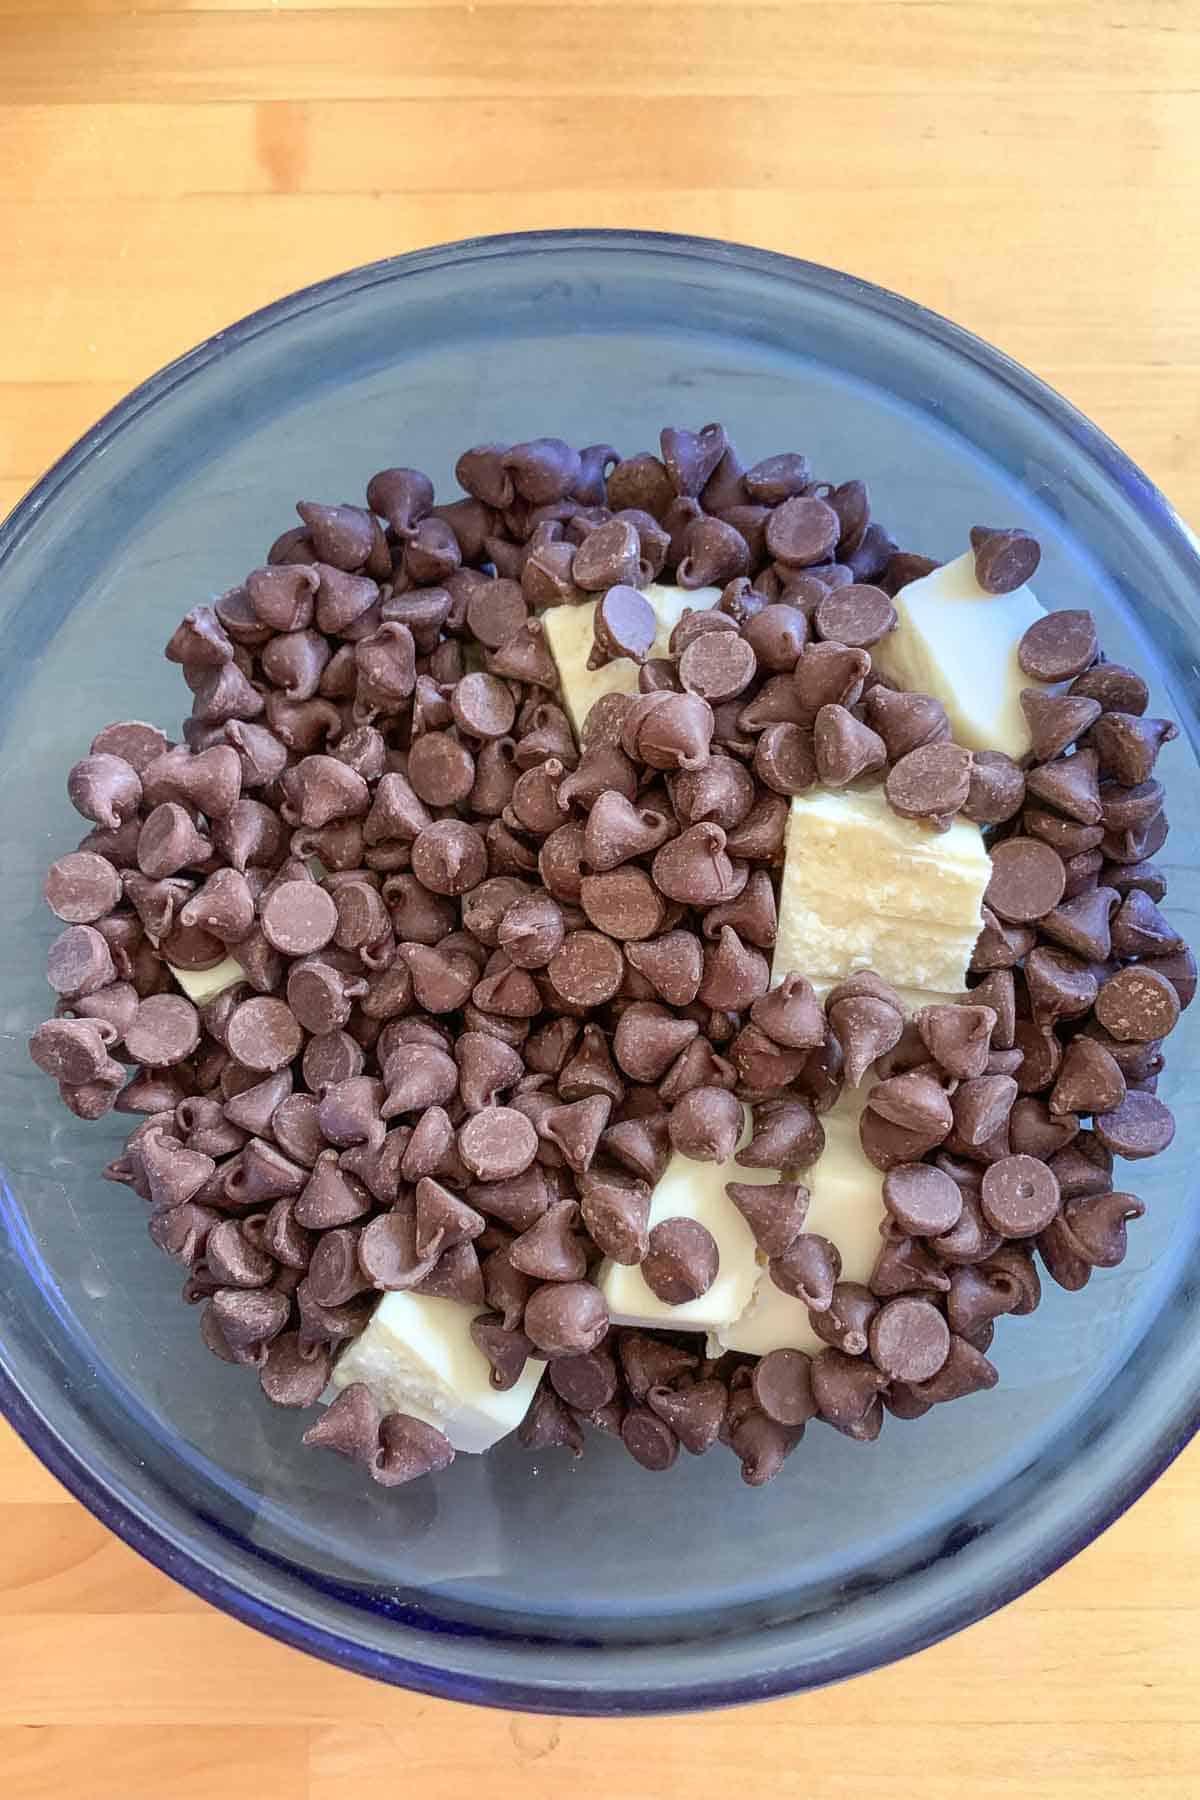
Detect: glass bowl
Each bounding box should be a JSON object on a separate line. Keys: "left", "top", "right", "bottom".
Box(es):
{"left": 1, "top": 230, "right": 1199, "bottom": 1715}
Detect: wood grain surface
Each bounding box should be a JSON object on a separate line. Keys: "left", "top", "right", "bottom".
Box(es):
{"left": 2, "top": 3, "right": 1199, "bottom": 1794}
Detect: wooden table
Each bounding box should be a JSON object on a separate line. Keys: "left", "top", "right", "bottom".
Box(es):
{"left": 2, "top": 2, "right": 1199, "bottom": 1794}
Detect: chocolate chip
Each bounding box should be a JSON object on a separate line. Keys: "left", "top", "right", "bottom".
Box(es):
{"left": 137, "top": 804, "right": 212, "bottom": 880}
{"left": 869, "top": 1297, "right": 951, "bottom": 1382}
{"left": 620, "top": 1406, "right": 680, "bottom": 1471}
{"left": 540, "top": 1095, "right": 611, "bottom": 1174}
{"left": 742, "top": 452, "right": 810, "bottom": 506}
{"left": 738, "top": 1096, "right": 825, "bottom": 1170}
{"left": 678, "top": 629, "right": 758, "bottom": 702}
{"left": 586, "top": 584, "right": 655, "bottom": 669}
{"left": 746, "top": 1349, "right": 815, "bottom": 1427}
{"left": 1018, "top": 609, "right": 1099, "bottom": 681}
{"left": 951, "top": 1072, "right": 1018, "bottom": 1148}
{"left": 579, "top": 867, "right": 664, "bottom": 942}
{"left": 67, "top": 753, "right": 142, "bottom": 831}
{"left": 810, "top": 1349, "right": 885, "bottom": 1432}
{"left": 258, "top": 1333, "right": 332, "bottom": 1408}
{"left": 91, "top": 719, "right": 170, "bottom": 774}
{"left": 226, "top": 997, "right": 303, "bottom": 1073}
{"left": 458, "top": 1107, "right": 539, "bottom": 1182}
{"left": 1070, "top": 663, "right": 1149, "bottom": 716}
{"left": 1021, "top": 689, "right": 1103, "bottom": 763}
{"left": 827, "top": 992, "right": 904, "bottom": 1088}
{"left": 373, "top": 1412, "right": 456, "bottom": 1486}
{"left": 577, "top": 1168, "right": 651, "bottom": 1265}
{"left": 622, "top": 691, "right": 715, "bottom": 772}
{"left": 917, "top": 1003, "right": 995, "bottom": 1079}
{"left": 548, "top": 1346, "right": 617, "bottom": 1413}
{"left": 769, "top": 1233, "right": 841, "bottom": 1310}
{"left": 258, "top": 880, "right": 338, "bottom": 956}
{"left": 986, "top": 838, "right": 1066, "bottom": 923}
{"left": 29, "top": 1018, "right": 123, "bottom": 1088}
{"left": 646, "top": 1379, "right": 727, "bottom": 1454}
{"left": 302, "top": 1382, "right": 382, "bottom": 1466}
{"left": 523, "top": 1280, "right": 608, "bottom": 1357}
{"left": 864, "top": 687, "right": 952, "bottom": 762}
{"left": 869, "top": 1070, "right": 954, "bottom": 1141}
{"left": 964, "top": 750, "right": 1026, "bottom": 826}
{"left": 871, "top": 1228, "right": 951, "bottom": 1295}
{"left": 404, "top": 731, "right": 475, "bottom": 807}
{"left": 675, "top": 516, "right": 750, "bottom": 589}
{"left": 44, "top": 851, "right": 123, "bottom": 924}
{"left": 969, "top": 525, "right": 1041, "bottom": 594}
{"left": 720, "top": 1180, "right": 806, "bottom": 1259}
{"left": 908, "top": 1334, "right": 997, "bottom": 1405}
{"left": 751, "top": 972, "right": 826, "bottom": 1051}
{"left": 1039, "top": 885, "right": 1119, "bottom": 961}
{"left": 1062, "top": 1190, "right": 1145, "bottom": 1268}
{"left": 583, "top": 792, "right": 672, "bottom": 873}
{"left": 766, "top": 495, "right": 840, "bottom": 567}
{"left": 1092, "top": 712, "right": 1178, "bottom": 785}
{"left": 546, "top": 930, "right": 625, "bottom": 1007}
{"left": 882, "top": 1162, "right": 963, "bottom": 1236}
{"left": 652, "top": 824, "right": 736, "bottom": 905}
{"left": 1025, "top": 749, "right": 1103, "bottom": 825}
{"left": 641, "top": 1217, "right": 719, "bottom": 1304}
{"left": 748, "top": 721, "right": 813, "bottom": 797}
{"left": 667, "top": 1086, "right": 743, "bottom": 1163}
{"left": 790, "top": 641, "right": 871, "bottom": 720}
{"left": 1140, "top": 946, "right": 1196, "bottom": 1010}
{"left": 1093, "top": 1090, "right": 1175, "bottom": 1160}
{"left": 980, "top": 1154, "right": 1061, "bottom": 1237}
{"left": 813, "top": 583, "right": 896, "bottom": 648}
{"left": 124, "top": 994, "right": 201, "bottom": 1067}
{"left": 1095, "top": 965, "right": 1180, "bottom": 1043}
{"left": 813, "top": 704, "right": 887, "bottom": 787}
{"left": 885, "top": 743, "right": 971, "bottom": 826}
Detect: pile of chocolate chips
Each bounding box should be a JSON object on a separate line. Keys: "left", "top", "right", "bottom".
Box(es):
{"left": 27, "top": 424, "right": 1192, "bottom": 1488}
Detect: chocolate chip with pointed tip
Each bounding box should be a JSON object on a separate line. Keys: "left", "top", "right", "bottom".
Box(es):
{"left": 725, "top": 1179, "right": 809, "bottom": 1258}
{"left": 969, "top": 525, "right": 1041, "bottom": 594}
{"left": 769, "top": 1233, "right": 841, "bottom": 1310}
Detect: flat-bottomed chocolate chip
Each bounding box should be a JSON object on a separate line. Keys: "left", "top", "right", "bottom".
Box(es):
{"left": 980, "top": 1154, "right": 1061, "bottom": 1237}
{"left": 547, "top": 930, "right": 625, "bottom": 1006}
{"left": 882, "top": 1162, "right": 963, "bottom": 1236}
{"left": 985, "top": 838, "right": 1066, "bottom": 923}
{"left": 886, "top": 743, "right": 971, "bottom": 826}
{"left": 1094, "top": 965, "right": 1180, "bottom": 1043}
{"left": 226, "top": 997, "right": 304, "bottom": 1073}
{"left": 813, "top": 583, "right": 897, "bottom": 648}
{"left": 1018, "top": 609, "right": 1099, "bottom": 681}
{"left": 869, "top": 1297, "right": 951, "bottom": 1382}
{"left": 458, "top": 1107, "right": 539, "bottom": 1181}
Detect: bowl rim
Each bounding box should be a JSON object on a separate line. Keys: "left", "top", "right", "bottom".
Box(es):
{"left": 3, "top": 226, "right": 1200, "bottom": 1715}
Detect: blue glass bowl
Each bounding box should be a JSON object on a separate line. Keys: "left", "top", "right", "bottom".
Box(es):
{"left": 2, "top": 231, "right": 1199, "bottom": 1714}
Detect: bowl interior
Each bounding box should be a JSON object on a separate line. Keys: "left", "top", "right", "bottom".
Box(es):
{"left": 2, "top": 234, "right": 1199, "bottom": 1710}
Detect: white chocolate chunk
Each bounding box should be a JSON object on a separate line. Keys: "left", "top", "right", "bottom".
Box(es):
{"left": 870, "top": 550, "right": 1049, "bottom": 758}
{"left": 599, "top": 1108, "right": 774, "bottom": 1332}
{"left": 541, "top": 581, "right": 721, "bottom": 737}
{"left": 330, "top": 1291, "right": 546, "bottom": 1455}
{"left": 167, "top": 956, "right": 244, "bottom": 1004}
{"left": 772, "top": 785, "right": 990, "bottom": 997}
